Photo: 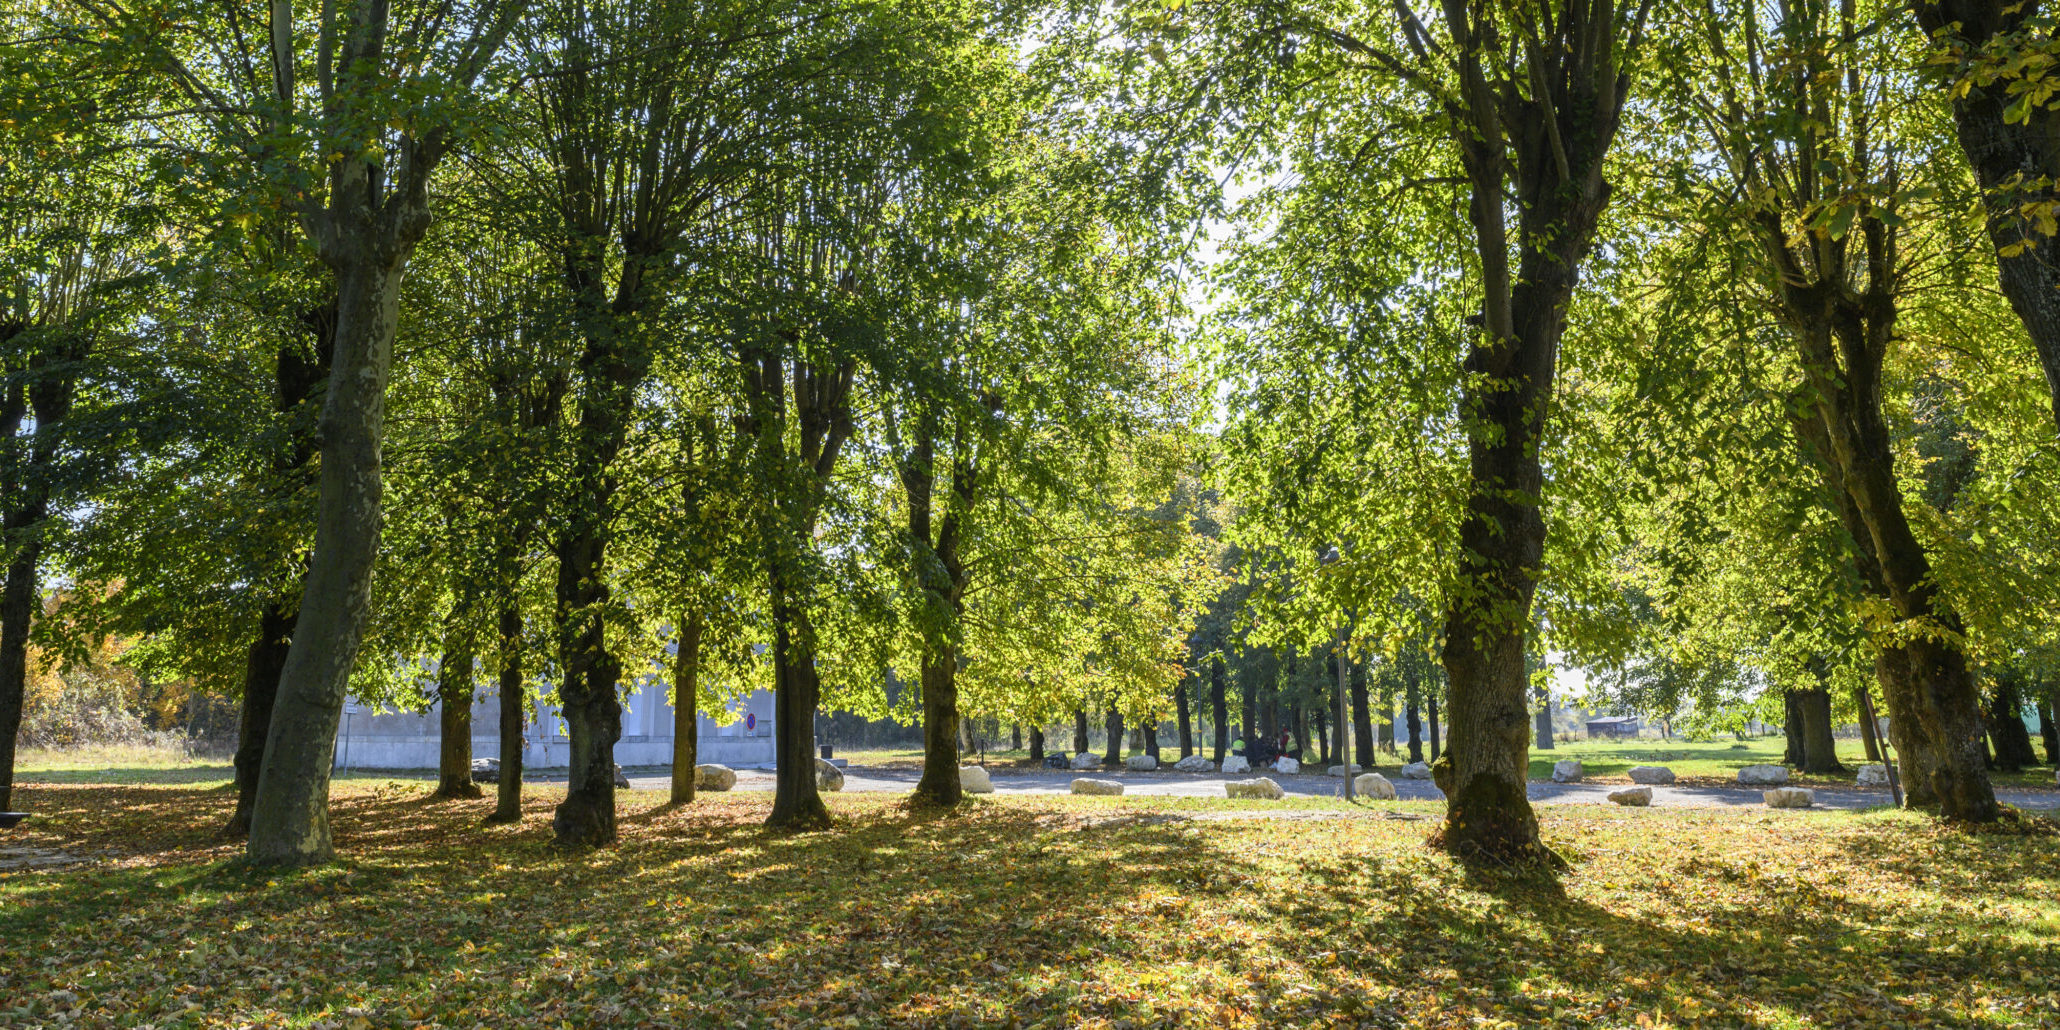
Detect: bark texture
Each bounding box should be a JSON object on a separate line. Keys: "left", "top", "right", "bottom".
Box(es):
{"left": 1916, "top": 2, "right": 2060, "bottom": 432}
{"left": 228, "top": 605, "right": 296, "bottom": 835}
{"left": 670, "top": 613, "right": 701, "bottom": 804}
{"left": 1796, "top": 685, "right": 1846, "bottom": 774}
{"left": 1350, "top": 659, "right": 1373, "bottom": 769}
{"left": 434, "top": 616, "right": 481, "bottom": 800}
{"left": 488, "top": 602, "right": 525, "bottom": 824}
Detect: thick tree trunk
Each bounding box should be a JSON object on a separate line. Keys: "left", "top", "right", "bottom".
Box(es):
{"left": 765, "top": 590, "right": 829, "bottom": 830}
{"left": 248, "top": 259, "right": 410, "bottom": 868}
{"left": 1145, "top": 722, "right": 1160, "bottom": 760}
{"left": 1987, "top": 674, "right": 2039, "bottom": 772}
{"left": 913, "top": 648, "right": 962, "bottom": 806}
{"left": 434, "top": 622, "right": 481, "bottom": 799}
{"left": 1876, "top": 647, "right": 1939, "bottom": 808}
{"left": 1029, "top": 726, "right": 1044, "bottom": 761}
{"left": 670, "top": 612, "right": 701, "bottom": 804}
{"left": 1856, "top": 683, "right": 1884, "bottom": 763}
{"left": 1533, "top": 687, "right": 1554, "bottom": 750}
{"left": 1797, "top": 687, "right": 1845, "bottom": 774}
{"left": 1783, "top": 690, "right": 1808, "bottom": 767}
{"left": 488, "top": 602, "right": 525, "bottom": 823}
{"left": 550, "top": 518, "right": 623, "bottom": 845}
{"left": 1350, "top": 660, "right": 1373, "bottom": 769}
{"left": 1211, "top": 656, "right": 1228, "bottom": 763}
{"left": 1011, "top": 725, "right": 1022, "bottom": 751}
{"left": 227, "top": 602, "right": 296, "bottom": 835}
{"left": 1103, "top": 708, "right": 1123, "bottom": 765}
{"left": 1073, "top": 709, "right": 1089, "bottom": 755}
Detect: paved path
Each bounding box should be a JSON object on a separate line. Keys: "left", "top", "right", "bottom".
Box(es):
{"left": 628, "top": 766, "right": 2060, "bottom": 811}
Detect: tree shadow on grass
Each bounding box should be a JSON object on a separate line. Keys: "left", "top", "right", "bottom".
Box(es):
{"left": 5, "top": 788, "right": 2059, "bottom": 1028}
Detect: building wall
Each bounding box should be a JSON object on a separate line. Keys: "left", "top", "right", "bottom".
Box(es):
{"left": 334, "top": 679, "right": 778, "bottom": 771}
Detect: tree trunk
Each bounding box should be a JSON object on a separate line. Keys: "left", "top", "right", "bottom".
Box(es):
{"left": 248, "top": 259, "right": 410, "bottom": 868}
{"left": 227, "top": 602, "right": 296, "bottom": 835}
{"left": 1145, "top": 722, "right": 1160, "bottom": 760}
{"left": 1103, "top": 708, "right": 1123, "bottom": 765}
{"left": 1533, "top": 686, "right": 1554, "bottom": 751}
{"left": 550, "top": 513, "right": 623, "bottom": 845}
{"left": 1856, "top": 683, "right": 1884, "bottom": 763}
{"left": 1240, "top": 680, "right": 1256, "bottom": 757}
{"left": 1405, "top": 672, "right": 1424, "bottom": 764}
{"left": 1987, "top": 674, "right": 2039, "bottom": 772}
{"left": 488, "top": 602, "right": 525, "bottom": 824}
{"left": 1426, "top": 694, "right": 1441, "bottom": 761}
{"left": 765, "top": 586, "right": 829, "bottom": 830}
{"left": 1876, "top": 647, "right": 1939, "bottom": 808}
{"left": 226, "top": 316, "right": 329, "bottom": 836}
{"left": 913, "top": 647, "right": 962, "bottom": 805}
{"left": 2040, "top": 685, "right": 2060, "bottom": 766}
{"left": 1029, "top": 726, "right": 1045, "bottom": 761}
{"left": 1073, "top": 709, "right": 1089, "bottom": 755}
{"left": 1011, "top": 724, "right": 1022, "bottom": 751}
{"left": 434, "top": 616, "right": 481, "bottom": 799}
{"left": 1377, "top": 693, "right": 1394, "bottom": 753}
{"left": 1783, "top": 690, "right": 1808, "bottom": 767}
{"left": 0, "top": 532, "right": 39, "bottom": 816}
{"left": 669, "top": 612, "right": 701, "bottom": 804}
{"left": 1176, "top": 680, "right": 1193, "bottom": 758}
{"left": 1350, "top": 660, "right": 1373, "bottom": 769}
{"left": 1210, "top": 656, "right": 1228, "bottom": 763}
{"left": 1797, "top": 686, "right": 1845, "bottom": 774}
{"left": 1916, "top": 2, "right": 2060, "bottom": 432}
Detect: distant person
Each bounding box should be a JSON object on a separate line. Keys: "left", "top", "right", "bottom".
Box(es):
{"left": 1231, "top": 735, "right": 1246, "bottom": 757}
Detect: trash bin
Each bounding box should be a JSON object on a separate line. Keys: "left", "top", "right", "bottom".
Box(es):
{"left": 820, "top": 745, "right": 834, "bottom": 760}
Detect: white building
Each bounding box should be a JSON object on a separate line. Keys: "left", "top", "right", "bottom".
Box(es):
{"left": 333, "top": 679, "right": 779, "bottom": 771}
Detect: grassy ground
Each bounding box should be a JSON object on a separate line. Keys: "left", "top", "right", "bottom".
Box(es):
{"left": 3, "top": 781, "right": 2057, "bottom": 1029}
{"left": 1524, "top": 736, "right": 2060, "bottom": 788}
{"left": 21, "top": 738, "right": 2060, "bottom": 792}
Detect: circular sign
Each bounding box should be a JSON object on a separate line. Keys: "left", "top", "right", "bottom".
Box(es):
{"left": 745, "top": 713, "right": 757, "bottom": 731}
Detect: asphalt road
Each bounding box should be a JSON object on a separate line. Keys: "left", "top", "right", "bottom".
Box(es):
{"left": 627, "top": 765, "right": 2060, "bottom": 810}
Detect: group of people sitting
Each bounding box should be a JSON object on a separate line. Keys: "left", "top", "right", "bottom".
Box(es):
{"left": 1230, "top": 730, "right": 1299, "bottom": 769}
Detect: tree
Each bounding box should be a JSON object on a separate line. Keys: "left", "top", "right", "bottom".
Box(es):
{"left": 1913, "top": 2, "right": 2060, "bottom": 432}
{"left": 1661, "top": 0, "right": 1997, "bottom": 819}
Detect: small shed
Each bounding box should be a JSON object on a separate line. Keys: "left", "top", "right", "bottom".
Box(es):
{"left": 1585, "top": 715, "right": 1641, "bottom": 739}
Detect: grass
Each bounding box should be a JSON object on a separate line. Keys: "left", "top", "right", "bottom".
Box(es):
{"left": 3, "top": 781, "right": 2058, "bottom": 1028}
{"left": 1524, "top": 736, "right": 2060, "bottom": 788}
